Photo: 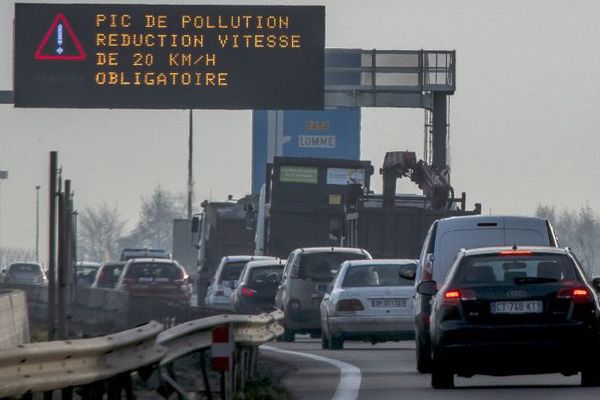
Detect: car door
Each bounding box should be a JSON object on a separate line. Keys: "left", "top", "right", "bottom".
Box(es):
{"left": 275, "top": 252, "right": 295, "bottom": 309}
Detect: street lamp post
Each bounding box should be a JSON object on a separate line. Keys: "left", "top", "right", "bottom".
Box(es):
{"left": 0, "top": 170, "right": 7, "bottom": 264}
{"left": 35, "top": 185, "right": 41, "bottom": 262}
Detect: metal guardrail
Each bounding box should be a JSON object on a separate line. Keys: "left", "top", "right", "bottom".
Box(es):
{"left": 0, "top": 289, "right": 30, "bottom": 349}
{"left": 0, "top": 321, "right": 166, "bottom": 398}
{"left": 0, "top": 310, "right": 284, "bottom": 399}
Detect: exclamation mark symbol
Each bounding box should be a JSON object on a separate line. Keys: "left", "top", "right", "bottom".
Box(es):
{"left": 56, "top": 23, "right": 64, "bottom": 54}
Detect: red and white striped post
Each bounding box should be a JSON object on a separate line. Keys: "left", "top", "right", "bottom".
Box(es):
{"left": 211, "top": 324, "right": 233, "bottom": 372}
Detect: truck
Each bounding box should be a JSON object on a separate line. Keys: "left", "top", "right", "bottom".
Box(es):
{"left": 256, "top": 153, "right": 481, "bottom": 260}
{"left": 191, "top": 195, "right": 258, "bottom": 306}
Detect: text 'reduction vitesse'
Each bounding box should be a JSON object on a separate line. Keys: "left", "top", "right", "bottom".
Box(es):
{"left": 94, "top": 14, "right": 303, "bottom": 87}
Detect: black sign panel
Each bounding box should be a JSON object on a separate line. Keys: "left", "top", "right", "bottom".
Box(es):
{"left": 14, "top": 4, "right": 325, "bottom": 109}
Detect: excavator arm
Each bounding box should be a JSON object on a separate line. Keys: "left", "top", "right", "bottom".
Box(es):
{"left": 380, "top": 151, "right": 452, "bottom": 209}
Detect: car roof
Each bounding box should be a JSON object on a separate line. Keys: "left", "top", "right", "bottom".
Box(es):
{"left": 244, "top": 259, "right": 286, "bottom": 268}
{"left": 126, "top": 258, "right": 179, "bottom": 265}
{"left": 76, "top": 261, "right": 101, "bottom": 267}
{"left": 101, "top": 261, "right": 126, "bottom": 267}
{"left": 460, "top": 246, "right": 569, "bottom": 257}
{"left": 10, "top": 261, "right": 42, "bottom": 266}
{"left": 294, "top": 247, "right": 368, "bottom": 254}
{"left": 344, "top": 259, "right": 418, "bottom": 267}
{"left": 437, "top": 215, "right": 546, "bottom": 227}
{"left": 223, "top": 255, "right": 275, "bottom": 262}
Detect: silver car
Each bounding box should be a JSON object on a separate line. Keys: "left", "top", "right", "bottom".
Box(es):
{"left": 4, "top": 262, "right": 47, "bottom": 285}
{"left": 320, "top": 259, "right": 417, "bottom": 350}
{"left": 275, "top": 247, "right": 372, "bottom": 341}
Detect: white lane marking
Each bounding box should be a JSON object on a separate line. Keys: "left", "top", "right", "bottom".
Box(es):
{"left": 261, "top": 345, "right": 362, "bottom": 400}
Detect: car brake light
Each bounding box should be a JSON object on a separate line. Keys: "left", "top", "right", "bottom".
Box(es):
{"left": 441, "top": 288, "right": 475, "bottom": 303}
{"left": 336, "top": 299, "right": 364, "bottom": 312}
{"left": 241, "top": 287, "right": 256, "bottom": 297}
{"left": 498, "top": 250, "right": 533, "bottom": 256}
{"left": 557, "top": 287, "right": 592, "bottom": 304}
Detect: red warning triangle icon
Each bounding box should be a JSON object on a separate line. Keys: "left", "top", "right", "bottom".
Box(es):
{"left": 34, "top": 13, "right": 86, "bottom": 61}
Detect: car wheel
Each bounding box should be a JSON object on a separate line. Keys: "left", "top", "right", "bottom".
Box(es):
{"left": 329, "top": 335, "right": 344, "bottom": 350}
{"left": 280, "top": 329, "right": 295, "bottom": 342}
{"left": 581, "top": 355, "right": 600, "bottom": 386}
{"left": 416, "top": 332, "right": 432, "bottom": 373}
{"left": 431, "top": 353, "right": 454, "bottom": 389}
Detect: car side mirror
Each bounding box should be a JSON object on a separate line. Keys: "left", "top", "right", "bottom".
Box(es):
{"left": 399, "top": 264, "right": 416, "bottom": 280}
{"left": 416, "top": 280, "right": 438, "bottom": 296}
{"left": 591, "top": 277, "right": 600, "bottom": 293}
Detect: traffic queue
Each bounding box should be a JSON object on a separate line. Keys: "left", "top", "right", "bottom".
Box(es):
{"left": 202, "top": 214, "right": 600, "bottom": 388}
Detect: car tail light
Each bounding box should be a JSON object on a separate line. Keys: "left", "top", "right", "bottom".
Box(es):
{"left": 557, "top": 287, "right": 593, "bottom": 304}
{"left": 336, "top": 299, "right": 364, "bottom": 312}
{"left": 241, "top": 287, "right": 256, "bottom": 297}
{"left": 441, "top": 288, "right": 475, "bottom": 304}
{"left": 498, "top": 250, "right": 533, "bottom": 256}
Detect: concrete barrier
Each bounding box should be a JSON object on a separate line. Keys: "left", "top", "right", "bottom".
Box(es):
{"left": 0, "top": 289, "right": 30, "bottom": 349}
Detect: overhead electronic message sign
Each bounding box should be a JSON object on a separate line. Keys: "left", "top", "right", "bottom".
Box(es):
{"left": 14, "top": 4, "right": 325, "bottom": 109}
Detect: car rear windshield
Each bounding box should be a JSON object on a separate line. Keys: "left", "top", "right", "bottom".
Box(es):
{"left": 9, "top": 264, "right": 41, "bottom": 273}
{"left": 299, "top": 252, "right": 368, "bottom": 281}
{"left": 98, "top": 264, "right": 124, "bottom": 286}
{"left": 220, "top": 261, "right": 249, "bottom": 282}
{"left": 248, "top": 265, "right": 283, "bottom": 286}
{"left": 127, "top": 263, "right": 183, "bottom": 280}
{"left": 453, "top": 254, "right": 581, "bottom": 285}
{"left": 342, "top": 263, "right": 415, "bottom": 288}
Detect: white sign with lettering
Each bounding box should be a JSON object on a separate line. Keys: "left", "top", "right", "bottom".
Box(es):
{"left": 298, "top": 135, "right": 336, "bottom": 148}
{"left": 326, "top": 168, "right": 365, "bottom": 185}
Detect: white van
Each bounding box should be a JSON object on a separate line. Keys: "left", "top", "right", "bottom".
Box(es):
{"left": 414, "top": 215, "right": 558, "bottom": 373}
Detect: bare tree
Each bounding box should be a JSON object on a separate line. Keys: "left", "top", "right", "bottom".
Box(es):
{"left": 78, "top": 203, "right": 127, "bottom": 262}
{"left": 0, "top": 247, "right": 36, "bottom": 269}
{"left": 127, "top": 186, "right": 184, "bottom": 251}
{"left": 536, "top": 203, "right": 600, "bottom": 276}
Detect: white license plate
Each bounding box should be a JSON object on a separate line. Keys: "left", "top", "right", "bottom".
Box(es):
{"left": 490, "top": 300, "right": 543, "bottom": 314}
{"left": 371, "top": 298, "right": 406, "bottom": 308}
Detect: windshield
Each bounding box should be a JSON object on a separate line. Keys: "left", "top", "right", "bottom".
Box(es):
{"left": 9, "top": 264, "right": 41, "bottom": 273}
{"left": 98, "top": 264, "right": 124, "bottom": 286}
{"left": 220, "top": 261, "right": 249, "bottom": 282}
{"left": 342, "top": 263, "right": 415, "bottom": 288}
{"left": 453, "top": 254, "right": 580, "bottom": 286}
{"left": 248, "top": 265, "right": 283, "bottom": 286}
{"left": 299, "top": 252, "right": 368, "bottom": 281}
{"left": 127, "top": 263, "right": 183, "bottom": 280}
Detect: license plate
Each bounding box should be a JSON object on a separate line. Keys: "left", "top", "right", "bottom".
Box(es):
{"left": 490, "top": 300, "right": 543, "bottom": 314}
{"left": 371, "top": 298, "right": 406, "bottom": 308}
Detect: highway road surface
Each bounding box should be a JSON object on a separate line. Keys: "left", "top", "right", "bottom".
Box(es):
{"left": 261, "top": 337, "right": 600, "bottom": 400}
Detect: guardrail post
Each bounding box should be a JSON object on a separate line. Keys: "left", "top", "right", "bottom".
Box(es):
{"left": 61, "top": 387, "right": 73, "bottom": 400}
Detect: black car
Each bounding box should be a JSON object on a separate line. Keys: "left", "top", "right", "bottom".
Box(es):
{"left": 231, "top": 259, "right": 285, "bottom": 314}
{"left": 417, "top": 246, "right": 600, "bottom": 389}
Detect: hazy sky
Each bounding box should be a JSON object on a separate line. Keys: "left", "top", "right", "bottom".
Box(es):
{"left": 1, "top": 0, "right": 599, "bottom": 259}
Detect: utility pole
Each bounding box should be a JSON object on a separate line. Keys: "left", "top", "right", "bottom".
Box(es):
{"left": 48, "top": 152, "right": 57, "bottom": 340}
{"left": 0, "top": 169, "right": 7, "bottom": 266}
{"left": 187, "top": 109, "right": 194, "bottom": 219}
{"left": 35, "top": 185, "right": 41, "bottom": 262}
